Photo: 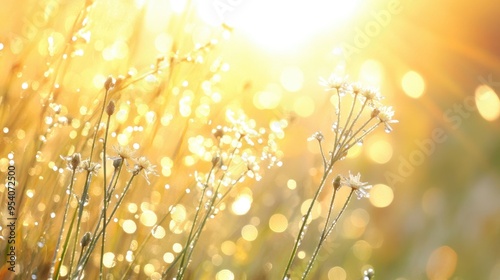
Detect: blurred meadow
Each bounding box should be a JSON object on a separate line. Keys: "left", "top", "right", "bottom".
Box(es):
{"left": 1, "top": 0, "right": 500, "bottom": 279}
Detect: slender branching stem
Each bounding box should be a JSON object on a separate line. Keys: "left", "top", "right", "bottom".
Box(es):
{"left": 282, "top": 162, "right": 335, "bottom": 279}
{"left": 77, "top": 171, "right": 137, "bottom": 272}
{"left": 49, "top": 169, "right": 76, "bottom": 280}
{"left": 302, "top": 189, "right": 354, "bottom": 279}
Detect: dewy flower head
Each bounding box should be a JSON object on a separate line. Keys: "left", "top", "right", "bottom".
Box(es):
{"left": 61, "top": 153, "right": 82, "bottom": 172}
{"left": 319, "top": 74, "right": 345, "bottom": 92}
{"left": 113, "top": 145, "right": 135, "bottom": 160}
{"left": 79, "top": 159, "right": 101, "bottom": 175}
{"left": 377, "top": 106, "right": 399, "bottom": 133}
{"left": 307, "top": 131, "right": 324, "bottom": 142}
{"left": 132, "top": 156, "right": 158, "bottom": 184}
{"left": 342, "top": 171, "right": 372, "bottom": 199}
{"left": 360, "top": 87, "right": 382, "bottom": 105}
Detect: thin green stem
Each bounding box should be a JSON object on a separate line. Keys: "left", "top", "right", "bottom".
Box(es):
{"left": 54, "top": 204, "right": 78, "bottom": 280}
{"left": 338, "top": 98, "right": 366, "bottom": 148}
{"left": 177, "top": 166, "right": 215, "bottom": 273}
{"left": 77, "top": 172, "right": 137, "bottom": 272}
{"left": 176, "top": 139, "right": 242, "bottom": 279}
{"left": 325, "top": 189, "right": 354, "bottom": 238}
{"left": 68, "top": 173, "right": 93, "bottom": 278}
{"left": 99, "top": 114, "right": 112, "bottom": 279}
{"left": 68, "top": 84, "right": 109, "bottom": 277}
{"left": 302, "top": 189, "right": 354, "bottom": 279}
{"left": 281, "top": 166, "right": 332, "bottom": 279}
{"left": 49, "top": 169, "right": 76, "bottom": 279}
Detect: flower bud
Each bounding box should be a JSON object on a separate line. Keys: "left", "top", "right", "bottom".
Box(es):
{"left": 106, "top": 100, "right": 115, "bottom": 116}
{"left": 371, "top": 108, "right": 380, "bottom": 118}
{"left": 104, "top": 76, "right": 116, "bottom": 91}
{"left": 212, "top": 126, "right": 224, "bottom": 139}
{"left": 81, "top": 232, "right": 92, "bottom": 248}
{"left": 113, "top": 157, "right": 122, "bottom": 169}
{"left": 333, "top": 175, "right": 341, "bottom": 190}
{"left": 211, "top": 155, "right": 220, "bottom": 167}
{"left": 71, "top": 153, "right": 82, "bottom": 171}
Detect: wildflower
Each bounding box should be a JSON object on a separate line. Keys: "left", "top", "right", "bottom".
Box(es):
{"left": 377, "top": 106, "right": 399, "bottom": 133}
{"left": 132, "top": 156, "right": 158, "bottom": 184}
{"left": 350, "top": 82, "right": 363, "bottom": 95}
{"left": 60, "top": 153, "right": 82, "bottom": 172}
{"left": 342, "top": 171, "right": 372, "bottom": 199}
{"left": 80, "top": 159, "right": 101, "bottom": 175}
{"left": 113, "top": 145, "right": 135, "bottom": 160}
{"left": 360, "top": 87, "right": 382, "bottom": 105}
{"left": 307, "top": 131, "right": 324, "bottom": 142}
{"left": 319, "top": 74, "right": 345, "bottom": 91}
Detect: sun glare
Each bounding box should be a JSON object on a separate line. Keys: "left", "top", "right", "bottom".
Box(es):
{"left": 198, "top": 0, "right": 362, "bottom": 52}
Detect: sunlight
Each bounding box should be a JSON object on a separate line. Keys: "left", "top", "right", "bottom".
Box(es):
{"left": 199, "top": 0, "right": 362, "bottom": 52}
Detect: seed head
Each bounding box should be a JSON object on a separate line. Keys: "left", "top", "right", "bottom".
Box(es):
{"left": 70, "top": 153, "right": 81, "bottom": 170}
{"left": 333, "top": 175, "right": 341, "bottom": 190}
{"left": 106, "top": 100, "right": 115, "bottom": 116}
{"left": 81, "top": 232, "right": 92, "bottom": 248}
{"left": 104, "top": 76, "right": 116, "bottom": 91}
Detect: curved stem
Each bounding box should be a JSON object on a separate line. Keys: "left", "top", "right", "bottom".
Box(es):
{"left": 281, "top": 166, "right": 331, "bottom": 279}
{"left": 302, "top": 189, "right": 354, "bottom": 279}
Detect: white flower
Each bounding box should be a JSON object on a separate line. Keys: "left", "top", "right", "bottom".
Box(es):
{"left": 307, "top": 131, "right": 324, "bottom": 142}
{"left": 60, "top": 153, "right": 82, "bottom": 172}
{"left": 377, "top": 106, "right": 399, "bottom": 133}
{"left": 342, "top": 171, "right": 372, "bottom": 199}
{"left": 131, "top": 156, "right": 158, "bottom": 184}
{"left": 319, "top": 74, "right": 345, "bottom": 92}
{"left": 80, "top": 159, "right": 101, "bottom": 175}
{"left": 359, "top": 87, "right": 382, "bottom": 105}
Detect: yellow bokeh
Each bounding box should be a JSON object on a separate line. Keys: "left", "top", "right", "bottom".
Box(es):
{"left": 269, "top": 213, "right": 288, "bottom": 233}
{"left": 426, "top": 246, "right": 458, "bottom": 280}
{"left": 280, "top": 67, "right": 304, "bottom": 92}
{"left": 231, "top": 193, "right": 253, "bottom": 215}
{"left": 241, "top": 225, "right": 258, "bottom": 241}
{"left": 328, "top": 266, "right": 347, "bottom": 280}
{"left": 475, "top": 85, "right": 500, "bottom": 121}
{"left": 367, "top": 138, "right": 393, "bottom": 164}
{"left": 359, "top": 59, "right": 384, "bottom": 86}
{"left": 253, "top": 84, "right": 282, "bottom": 109}
{"left": 293, "top": 96, "right": 315, "bottom": 117}
{"left": 402, "top": 71, "right": 426, "bottom": 98}
{"left": 369, "top": 184, "right": 394, "bottom": 208}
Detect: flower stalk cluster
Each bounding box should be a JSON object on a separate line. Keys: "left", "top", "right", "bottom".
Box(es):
{"left": 282, "top": 74, "right": 397, "bottom": 279}
{"left": 48, "top": 78, "right": 158, "bottom": 280}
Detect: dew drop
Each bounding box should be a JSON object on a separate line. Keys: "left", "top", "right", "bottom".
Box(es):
{"left": 83, "top": 196, "right": 90, "bottom": 206}
{"left": 37, "top": 238, "right": 45, "bottom": 248}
